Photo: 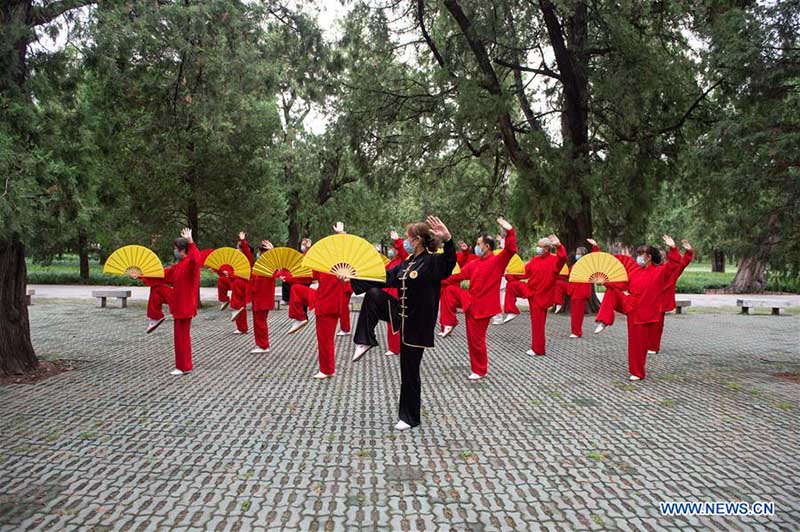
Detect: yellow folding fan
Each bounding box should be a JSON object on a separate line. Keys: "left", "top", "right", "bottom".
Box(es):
{"left": 568, "top": 252, "right": 628, "bottom": 284}
{"left": 559, "top": 263, "right": 569, "bottom": 276}
{"left": 380, "top": 253, "right": 391, "bottom": 266}
{"left": 301, "top": 234, "right": 386, "bottom": 282}
{"left": 493, "top": 249, "right": 526, "bottom": 275}
{"left": 204, "top": 247, "right": 251, "bottom": 280}
{"left": 103, "top": 245, "right": 164, "bottom": 278}
{"left": 253, "top": 247, "right": 312, "bottom": 278}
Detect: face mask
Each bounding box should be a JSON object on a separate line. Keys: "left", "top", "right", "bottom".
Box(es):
{"left": 575, "top": 254, "right": 583, "bottom": 260}
{"left": 535, "top": 246, "right": 544, "bottom": 255}
{"left": 403, "top": 239, "right": 415, "bottom": 254}
{"left": 474, "top": 245, "right": 484, "bottom": 257}
{"left": 636, "top": 255, "right": 646, "bottom": 267}
{"left": 387, "top": 249, "right": 397, "bottom": 259}
{"left": 174, "top": 250, "right": 183, "bottom": 261}
{"left": 300, "top": 245, "right": 308, "bottom": 253}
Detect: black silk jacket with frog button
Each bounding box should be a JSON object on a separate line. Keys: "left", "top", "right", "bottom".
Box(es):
{"left": 353, "top": 239, "right": 456, "bottom": 349}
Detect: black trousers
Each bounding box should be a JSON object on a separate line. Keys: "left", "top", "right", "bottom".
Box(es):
{"left": 399, "top": 344, "right": 424, "bottom": 427}
{"left": 354, "top": 287, "right": 398, "bottom": 347}
{"left": 355, "top": 287, "right": 425, "bottom": 427}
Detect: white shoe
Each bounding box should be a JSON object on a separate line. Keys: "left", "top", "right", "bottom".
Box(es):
{"left": 503, "top": 314, "right": 518, "bottom": 324}
{"left": 468, "top": 373, "right": 484, "bottom": 381}
{"left": 219, "top": 301, "right": 230, "bottom": 311}
{"left": 395, "top": 420, "right": 412, "bottom": 431}
{"left": 440, "top": 325, "right": 454, "bottom": 338}
{"left": 230, "top": 308, "right": 244, "bottom": 322}
{"left": 384, "top": 351, "right": 398, "bottom": 356}
{"left": 313, "top": 372, "right": 334, "bottom": 380}
{"left": 146, "top": 317, "right": 165, "bottom": 334}
{"left": 250, "top": 347, "right": 270, "bottom": 354}
{"left": 352, "top": 344, "right": 374, "bottom": 362}
{"left": 569, "top": 334, "right": 579, "bottom": 338}
{"left": 336, "top": 330, "right": 351, "bottom": 336}
{"left": 593, "top": 323, "right": 606, "bottom": 334}
{"left": 554, "top": 305, "right": 563, "bottom": 314}
{"left": 526, "top": 349, "right": 544, "bottom": 356}
{"left": 647, "top": 350, "right": 657, "bottom": 355}
{"left": 170, "top": 369, "right": 184, "bottom": 376}
{"left": 232, "top": 330, "right": 245, "bottom": 335}
{"left": 491, "top": 316, "right": 504, "bottom": 325}
{"left": 288, "top": 319, "right": 309, "bottom": 334}
{"left": 629, "top": 375, "right": 641, "bottom": 381}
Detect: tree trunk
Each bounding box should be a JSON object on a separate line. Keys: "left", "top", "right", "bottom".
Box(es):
{"left": 711, "top": 249, "right": 725, "bottom": 273}
{"left": 286, "top": 166, "right": 301, "bottom": 248}
{"left": 729, "top": 256, "right": 767, "bottom": 293}
{"left": 0, "top": 235, "right": 38, "bottom": 376}
{"left": 78, "top": 230, "right": 90, "bottom": 280}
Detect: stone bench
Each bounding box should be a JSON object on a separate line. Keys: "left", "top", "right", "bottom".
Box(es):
{"left": 92, "top": 290, "right": 131, "bottom": 308}
{"left": 674, "top": 299, "right": 691, "bottom": 314}
{"left": 737, "top": 298, "right": 790, "bottom": 316}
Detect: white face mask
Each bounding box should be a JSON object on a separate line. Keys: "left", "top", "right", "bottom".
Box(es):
{"left": 575, "top": 254, "right": 583, "bottom": 260}
{"left": 636, "top": 255, "right": 646, "bottom": 267}
{"left": 300, "top": 244, "right": 308, "bottom": 253}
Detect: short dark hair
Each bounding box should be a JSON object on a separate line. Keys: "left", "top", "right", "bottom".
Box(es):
{"left": 479, "top": 234, "right": 496, "bottom": 251}
{"left": 174, "top": 237, "right": 189, "bottom": 252}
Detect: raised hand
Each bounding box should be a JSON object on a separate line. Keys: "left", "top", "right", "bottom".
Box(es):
{"left": 128, "top": 271, "right": 142, "bottom": 279}
{"left": 239, "top": 231, "right": 246, "bottom": 241}
{"left": 181, "top": 228, "right": 193, "bottom": 242}
{"left": 390, "top": 230, "right": 399, "bottom": 240}
{"left": 458, "top": 240, "right": 468, "bottom": 251}
{"left": 261, "top": 240, "right": 273, "bottom": 251}
{"left": 497, "top": 216, "right": 512, "bottom": 231}
{"left": 681, "top": 239, "right": 692, "bottom": 251}
{"left": 662, "top": 234, "right": 676, "bottom": 248}
{"left": 586, "top": 238, "right": 597, "bottom": 247}
{"left": 333, "top": 221, "right": 345, "bottom": 234}
{"left": 549, "top": 234, "right": 561, "bottom": 247}
{"left": 426, "top": 215, "right": 451, "bottom": 242}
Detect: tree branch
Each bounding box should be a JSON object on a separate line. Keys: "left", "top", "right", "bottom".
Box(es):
{"left": 30, "top": 0, "right": 96, "bottom": 27}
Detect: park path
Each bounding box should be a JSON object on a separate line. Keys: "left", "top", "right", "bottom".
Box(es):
{"left": 0, "top": 301, "right": 798, "bottom": 530}
{"left": 27, "top": 284, "right": 800, "bottom": 309}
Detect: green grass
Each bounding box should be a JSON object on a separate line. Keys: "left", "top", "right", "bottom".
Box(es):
{"left": 27, "top": 256, "right": 219, "bottom": 287}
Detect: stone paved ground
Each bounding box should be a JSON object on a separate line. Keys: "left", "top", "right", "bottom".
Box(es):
{"left": 1, "top": 302, "right": 798, "bottom": 531}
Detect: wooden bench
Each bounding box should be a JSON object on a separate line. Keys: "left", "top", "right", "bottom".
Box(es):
{"left": 92, "top": 290, "right": 131, "bottom": 308}
{"left": 737, "top": 298, "right": 790, "bottom": 316}
{"left": 674, "top": 299, "right": 691, "bottom": 314}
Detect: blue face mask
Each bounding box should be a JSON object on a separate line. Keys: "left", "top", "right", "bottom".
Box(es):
{"left": 474, "top": 245, "right": 484, "bottom": 257}
{"left": 535, "top": 246, "right": 544, "bottom": 255}
{"left": 403, "top": 239, "right": 415, "bottom": 254}
{"left": 174, "top": 250, "right": 183, "bottom": 261}
{"left": 636, "top": 255, "right": 646, "bottom": 267}
{"left": 387, "top": 249, "right": 397, "bottom": 259}
{"left": 575, "top": 254, "right": 583, "bottom": 260}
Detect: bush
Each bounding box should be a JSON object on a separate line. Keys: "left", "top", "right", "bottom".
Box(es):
{"left": 27, "top": 270, "right": 219, "bottom": 287}
{"left": 675, "top": 272, "right": 735, "bottom": 293}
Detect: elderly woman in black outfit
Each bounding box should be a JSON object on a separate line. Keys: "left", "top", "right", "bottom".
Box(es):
{"left": 350, "top": 216, "right": 456, "bottom": 431}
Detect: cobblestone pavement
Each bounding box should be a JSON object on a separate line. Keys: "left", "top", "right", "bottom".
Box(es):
{"left": 1, "top": 302, "right": 798, "bottom": 531}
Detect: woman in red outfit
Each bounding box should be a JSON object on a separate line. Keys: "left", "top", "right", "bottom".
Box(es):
{"left": 440, "top": 217, "right": 516, "bottom": 380}
{"left": 139, "top": 278, "right": 172, "bottom": 334}
{"left": 382, "top": 231, "right": 409, "bottom": 356}
{"left": 282, "top": 238, "right": 315, "bottom": 334}
{"left": 250, "top": 240, "right": 277, "bottom": 354}
{"left": 311, "top": 270, "right": 348, "bottom": 379}
{"left": 518, "top": 235, "right": 567, "bottom": 356}
{"left": 597, "top": 235, "right": 681, "bottom": 381}
{"left": 132, "top": 228, "right": 200, "bottom": 375}
{"left": 649, "top": 239, "right": 693, "bottom": 354}
{"left": 332, "top": 222, "right": 354, "bottom": 337}
{"left": 565, "top": 245, "right": 592, "bottom": 338}
{"left": 229, "top": 232, "right": 254, "bottom": 334}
